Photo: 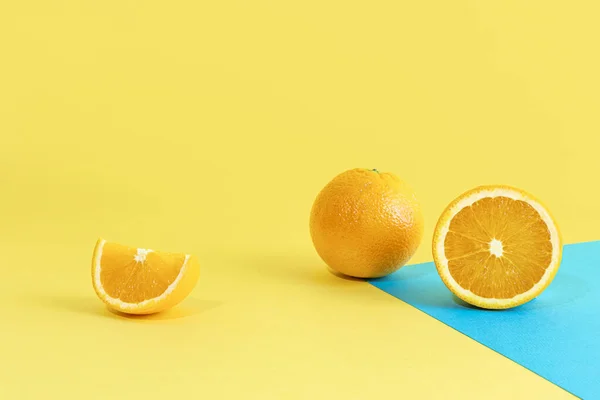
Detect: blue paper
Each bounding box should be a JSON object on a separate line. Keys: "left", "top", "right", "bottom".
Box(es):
{"left": 369, "top": 241, "right": 600, "bottom": 399}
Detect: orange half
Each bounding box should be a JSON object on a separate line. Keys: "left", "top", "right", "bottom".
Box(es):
{"left": 91, "top": 239, "right": 200, "bottom": 314}
{"left": 432, "top": 185, "right": 562, "bottom": 309}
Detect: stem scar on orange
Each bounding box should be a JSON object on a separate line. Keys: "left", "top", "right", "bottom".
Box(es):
{"left": 310, "top": 168, "right": 424, "bottom": 278}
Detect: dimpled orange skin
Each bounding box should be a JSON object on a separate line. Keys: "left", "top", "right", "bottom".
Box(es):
{"left": 310, "top": 168, "right": 424, "bottom": 278}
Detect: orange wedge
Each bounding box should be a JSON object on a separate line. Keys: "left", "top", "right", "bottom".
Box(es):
{"left": 91, "top": 239, "right": 200, "bottom": 315}
{"left": 432, "top": 185, "right": 562, "bottom": 309}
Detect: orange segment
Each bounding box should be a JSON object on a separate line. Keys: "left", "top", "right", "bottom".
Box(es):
{"left": 432, "top": 185, "right": 562, "bottom": 309}
{"left": 92, "top": 239, "right": 200, "bottom": 315}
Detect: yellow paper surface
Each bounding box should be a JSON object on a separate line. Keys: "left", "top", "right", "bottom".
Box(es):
{"left": 2, "top": 1, "right": 597, "bottom": 398}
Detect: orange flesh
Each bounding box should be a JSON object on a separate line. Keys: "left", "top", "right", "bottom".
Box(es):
{"left": 99, "top": 242, "right": 185, "bottom": 303}
{"left": 445, "top": 196, "right": 552, "bottom": 299}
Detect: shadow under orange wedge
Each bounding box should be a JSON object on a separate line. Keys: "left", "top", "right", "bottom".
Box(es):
{"left": 432, "top": 185, "right": 562, "bottom": 310}
{"left": 91, "top": 239, "right": 200, "bottom": 315}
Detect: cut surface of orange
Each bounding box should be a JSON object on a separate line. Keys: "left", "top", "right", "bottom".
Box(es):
{"left": 92, "top": 239, "right": 200, "bottom": 314}
{"left": 432, "top": 185, "right": 562, "bottom": 309}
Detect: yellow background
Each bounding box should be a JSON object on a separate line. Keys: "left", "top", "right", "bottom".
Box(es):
{"left": 1, "top": 1, "right": 597, "bottom": 398}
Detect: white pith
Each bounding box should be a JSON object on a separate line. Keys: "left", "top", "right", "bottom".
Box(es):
{"left": 434, "top": 188, "right": 561, "bottom": 308}
{"left": 93, "top": 239, "right": 190, "bottom": 312}
{"left": 489, "top": 239, "right": 503, "bottom": 257}
{"left": 134, "top": 248, "right": 153, "bottom": 263}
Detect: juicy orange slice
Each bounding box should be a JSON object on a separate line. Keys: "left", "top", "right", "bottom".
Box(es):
{"left": 91, "top": 238, "right": 200, "bottom": 315}
{"left": 432, "top": 185, "right": 562, "bottom": 309}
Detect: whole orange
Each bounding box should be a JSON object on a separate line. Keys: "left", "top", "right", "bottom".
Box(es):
{"left": 310, "top": 168, "right": 424, "bottom": 278}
